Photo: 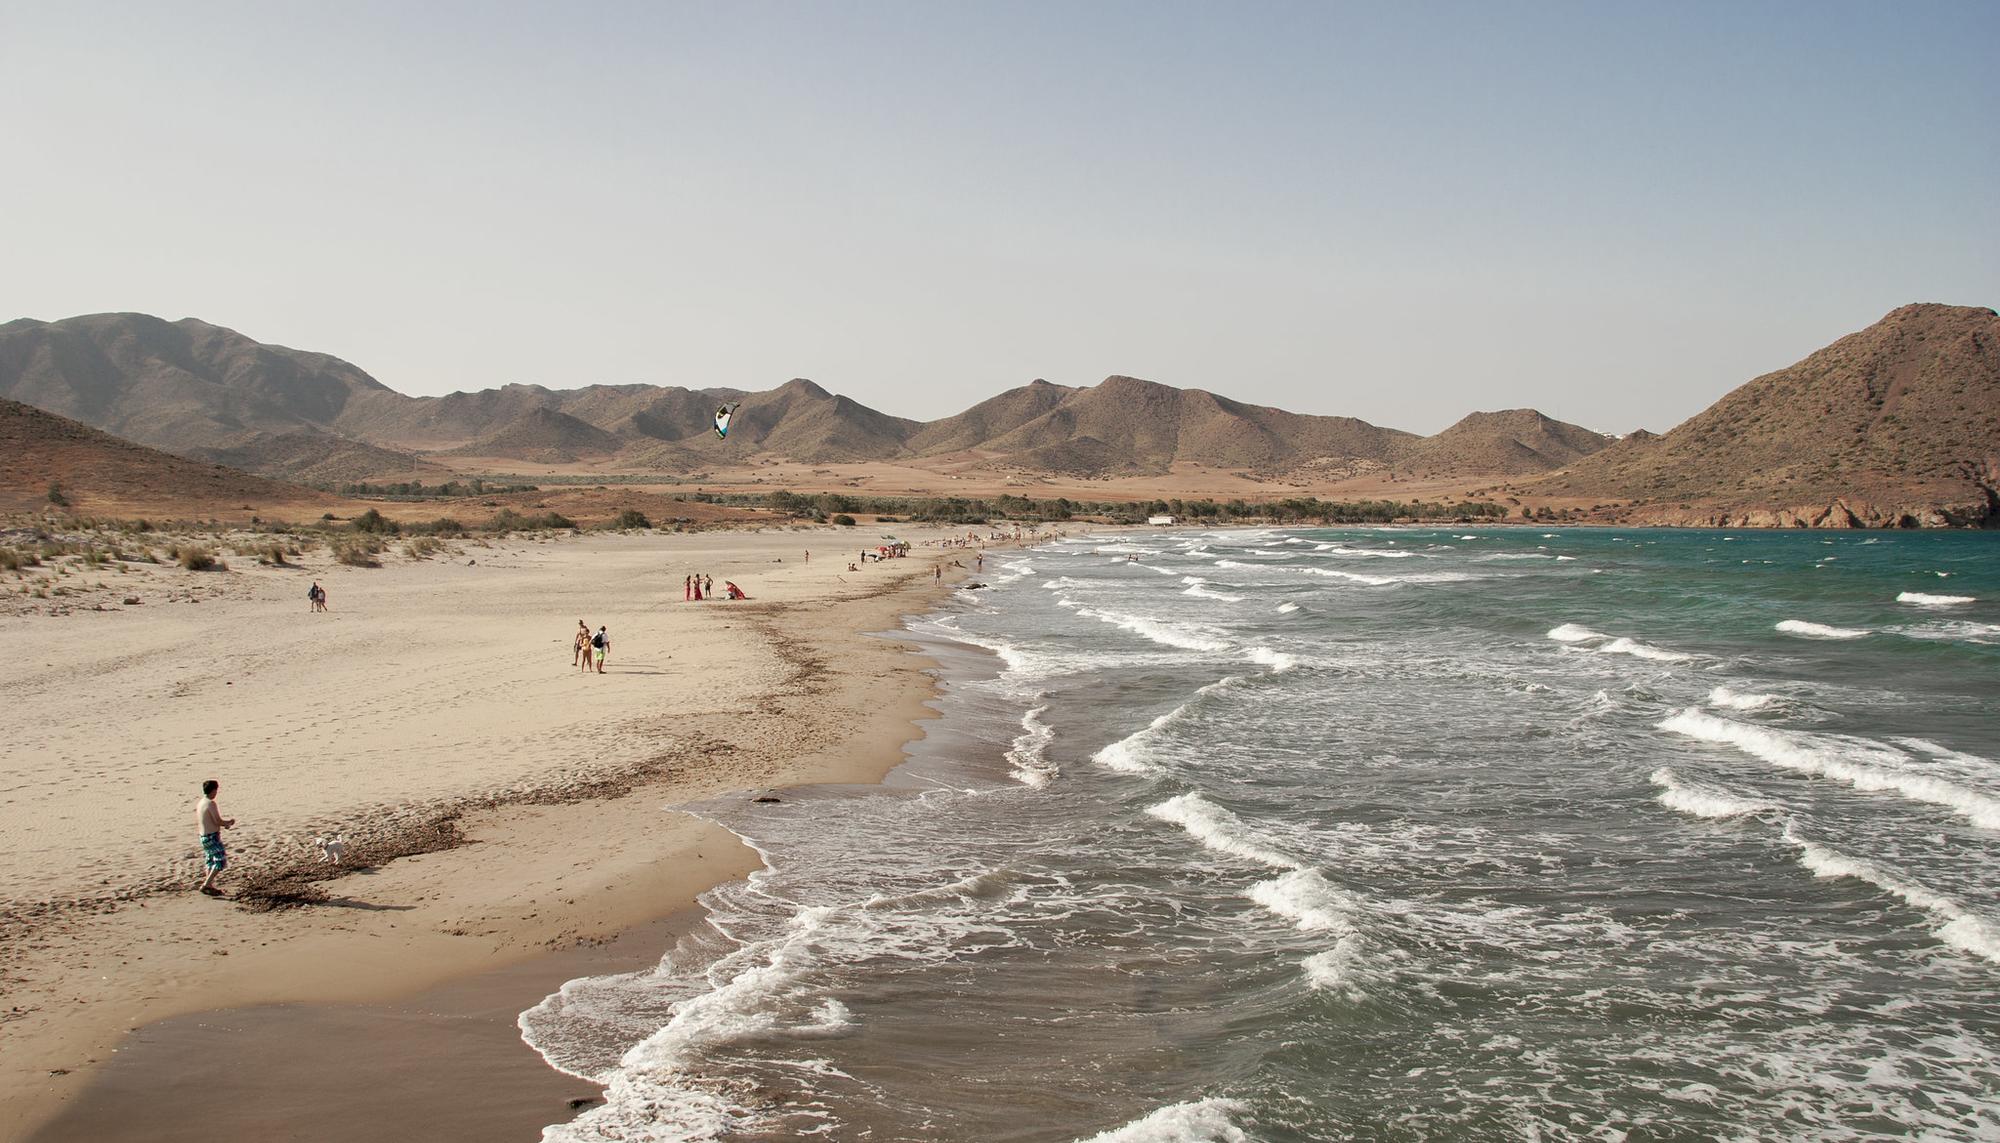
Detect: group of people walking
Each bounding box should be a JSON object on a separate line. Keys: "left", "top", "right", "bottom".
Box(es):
{"left": 573, "top": 619, "right": 611, "bottom": 673}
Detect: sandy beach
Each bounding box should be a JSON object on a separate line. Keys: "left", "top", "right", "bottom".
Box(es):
{"left": 0, "top": 522, "right": 1021, "bottom": 1141}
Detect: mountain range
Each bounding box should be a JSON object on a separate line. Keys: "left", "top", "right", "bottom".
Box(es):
{"left": 0, "top": 313, "right": 1595, "bottom": 480}
{"left": 1, "top": 303, "right": 1995, "bottom": 525}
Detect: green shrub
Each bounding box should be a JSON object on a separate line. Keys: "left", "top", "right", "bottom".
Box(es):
{"left": 489, "top": 508, "right": 577, "bottom": 533}
{"left": 178, "top": 547, "right": 219, "bottom": 571}
{"left": 611, "top": 508, "right": 651, "bottom": 530}
{"left": 47, "top": 483, "right": 69, "bottom": 507}
{"left": 334, "top": 538, "right": 384, "bottom": 567}
{"left": 351, "top": 508, "right": 398, "bottom": 535}
{"left": 832, "top": 514, "right": 857, "bottom": 526}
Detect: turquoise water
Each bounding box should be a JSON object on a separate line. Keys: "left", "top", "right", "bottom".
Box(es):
{"left": 523, "top": 527, "right": 2000, "bottom": 1141}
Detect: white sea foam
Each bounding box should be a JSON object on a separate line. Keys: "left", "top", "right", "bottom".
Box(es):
{"left": 1598, "top": 637, "right": 1693, "bottom": 663}
{"left": 1251, "top": 871, "right": 1371, "bottom": 999}
{"left": 1146, "top": 792, "right": 1296, "bottom": 869}
{"left": 1249, "top": 868, "right": 1360, "bottom": 932}
{"left": 1322, "top": 548, "right": 1416, "bottom": 559}
{"left": 1301, "top": 943, "right": 1368, "bottom": 996}
{"left": 1299, "top": 567, "right": 1396, "bottom": 585}
{"left": 1548, "top": 623, "right": 1691, "bottom": 661}
{"left": 1894, "top": 737, "right": 2000, "bottom": 777}
{"left": 538, "top": 905, "right": 850, "bottom": 1141}
{"left": 1780, "top": 821, "right": 2000, "bottom": 965}
{"left": 1180, "top": 576, "right": 1245, "bottom": 603}
{"left": 1708, "top": 686, "right": 1782, "bottom": 711}
{"left": 1072, "top": 606, "right": 1228, "bottom": 652}
{"left": 1650, "top": 767, "right": 1774, "bottom": 819}
{"left": 1245, "top": 646, "right": 1297, "bottom": 673}
{"left": 1094, "top": 699, "right": 1205, "bottom": 776}
{"left": 1894, "top": 620, "right": 2000, "bottom": 645}
{"left": 1776, "top": 619, "right": 1872, "bottom": 640}
{"left": 1548, "top": 623, "right": 1608, "bottom": 643}
{"left": 1006, "top": 705, "right": 1058, "bottom": 787}
{"left": 1658, "top": 709, "right": 2000, "bottom": 830}
{"left": 1074, "top": 1098, "right": 1249, "bottom": 1143}
{"left": 1275, "top": 602, "right": 1300, "bottom": 614}
{"left": 1897, "top": 591, "right": 1975, "bottom": 606}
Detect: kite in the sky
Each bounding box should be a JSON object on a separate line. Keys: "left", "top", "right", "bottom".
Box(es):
{"left": 714, "top": 402, "right": 741, "bottom": 440}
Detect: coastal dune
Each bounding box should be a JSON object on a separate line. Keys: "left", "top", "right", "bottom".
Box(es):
{"left": 0, "top": 525, "right": 999, "bottom": 1140}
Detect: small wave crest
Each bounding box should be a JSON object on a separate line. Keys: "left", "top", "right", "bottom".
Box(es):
{"left": 1708, "top": 686, "right": 1782, "bottom": 711}
{"left": 1181, "top": 576, "right": 1245, "bottom": 603}
{"left": 1146, "top": 792, "right": 1296, "bottom": 869}
{"left": 1898, "top": 591, "right": 1975, "bottom": 606}
{"left": 1894, "top": 620, "right": 2000, "bottom": 645}
{"left": 1548, "top": 623, "right": 1607, "bottom": 643}
{"left": 1548, "top": 623, "right": 1691, "bottom": 662}
{"left": 1658, "top": 709, "right": 2000, "bottom": 830}
{"left": 1650, "top": 767, "right": 1775, "bottom": 819}
{"left": 1094, "top": 697, "right": 1208, "bottom": 776}
{"left": 1074, "top": 1098, "right": 1250, "bottom": 1143}
{"left": 1245, "top": 646, "right": 1297, "bottom": 673}
{"left": 1006, "top": 705, "right": 1058, "bottom": 787}
{"left": 1781, "top": 821, "right": 2000, "bottom": 965}
{"left": 1776, "top": 619, "right": 1871, "bottom": 640}
{"left": 1073, "top": 606, "right": 1228, "bottom": 652}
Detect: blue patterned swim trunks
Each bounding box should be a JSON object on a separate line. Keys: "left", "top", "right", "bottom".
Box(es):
{"left": 201, "top": 832, "right": 227, "bottom": 871}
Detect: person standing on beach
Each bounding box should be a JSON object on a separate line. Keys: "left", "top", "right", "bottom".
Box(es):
{"left": 692, "top": 575, "right": 703, "bottom": 601}
{"left": 703, "top": 574, "right": 713, "bottom": 597}
{"left": 592, "top": 625, "right": 610, "bottom": 673}
{"left": 573, "top": 619, "right": 590, "bottom": 667}
{"left": 194, "top": 779, "right": 235, "bottom": 896}
{"left": 684, "top": 574, "right": 692, "bottom": 601}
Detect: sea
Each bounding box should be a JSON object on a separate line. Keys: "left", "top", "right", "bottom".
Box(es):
{"left": 519, "top": 527, "right": 2000, "bottom": 1142}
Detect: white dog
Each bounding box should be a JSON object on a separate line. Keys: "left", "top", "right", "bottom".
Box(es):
{"left": 312, "top": 835, "right": 348, "bottom": 864}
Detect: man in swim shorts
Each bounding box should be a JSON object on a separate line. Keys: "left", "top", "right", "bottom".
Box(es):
{"left": 195, "top": 778, "right": 235, "bottom": 896}
{"left": 593, "top": 625, "right": 610, "bottom": 673}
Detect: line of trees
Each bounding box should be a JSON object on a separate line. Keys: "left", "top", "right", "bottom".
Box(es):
{"left": 318, "top": 478, "right": 539, "bottom": 498}
{"left": 737, "top": 491, "right": 1508, "bottom": 525}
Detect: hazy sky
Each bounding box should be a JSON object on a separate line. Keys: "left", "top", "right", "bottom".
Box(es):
{"left": 3, "top": 2, "right": 1995, "bottom": 434}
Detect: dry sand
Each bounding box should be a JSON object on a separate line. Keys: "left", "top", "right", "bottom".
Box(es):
{"left": 0, "top": 522, "right": 1045, "bottom": 1140}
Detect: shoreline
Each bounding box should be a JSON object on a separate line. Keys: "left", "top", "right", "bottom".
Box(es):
{"left": 0, "top": 526, "right": 1011, "bottom": 1142}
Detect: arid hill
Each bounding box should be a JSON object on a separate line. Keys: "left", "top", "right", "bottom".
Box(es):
{"left": 677, "top": 379, "right": 921, "bottom": 465}
{"left": 977, "top": 376, "right": 1417, "bottom": 476}
{"left": 451, "top": 406, "right": 623, "bottom": 463}
{"left": 0, "top": 313, "right": 396, "bottom": 451}
{"left": 904, "top": 379, "right": 1079, "bottom": 455}
{"left": 1528, "top": 304, "right": 2000, "bottom": 526}
{"left": 0, "top": 397, "right": 330, "bottom": 516}
{"left": 191, "top": 432, "right": 435, "bottom": 484}
{"left": 1395, "top": 410, "right": 1614, "bottom": 478}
